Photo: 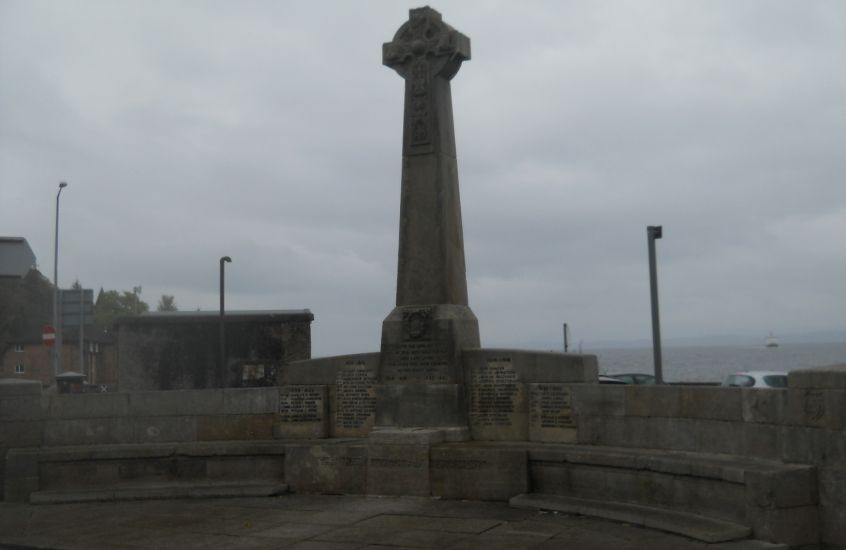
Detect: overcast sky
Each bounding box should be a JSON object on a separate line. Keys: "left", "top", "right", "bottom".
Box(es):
{"left": 2, "top": 1, "right": 845, "bottom": 356}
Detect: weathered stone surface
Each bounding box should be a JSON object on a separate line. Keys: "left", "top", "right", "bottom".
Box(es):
{"left": 132, "top": 416, "right": 197, "bottom": 444}
{"left": 368, "top": 427, "right": 445, "bottom": 446}
{"left": 679, "top": 386, "right": 742, "bottom": 421}
{"left": 528, "top": 384, "right": 576, "bottom": 443}
{"left": 467, "top": 357, "right": 527, "bottom": 441}
{"left": 197, "top": 414, "right": 274, "bottom": 441}
{"left": 786, "top": 388, "right": 846, "bottom": 430}
{"left": 430, "top": 446, "right": 527, "bottom": 501}
{"left": 463, "top": 349, "right": 598, "bottom": 384}
{"left": 276, "top": 385, "right": 328, "bottom": 439}
{"left": 695, "top": 420, "right": 744, "bottom": 455}
{"left": 332, "top": 359, "right": 377, "bottom": 437}
{"left": 282, "top": 353, "right": 380, "bottom": 386}
{"left": 742, "top": 388, "right": 788, "bottom": 424}
{"left": 625, "top": 385, "right": 681, "bottom": 417}
{"left": 0, "top": 395, "right": 46, "bottom": 420}
{"left": 820, "top": 505, "right": 846, "bottom": 546}
{"left": 129, "top": 389, "right": 224, "bottom": 417}
{"left": 223, "top": 387, "right": 278, "bottom": 415}
{"left": 571, "top": 384, "right": 625, "bottom": 417}
{"left": 49, "top": 393, "right": 129, "bottom": 419}
{"left": 285, "top": 443, "right": 368, "bottom": 495}
{"left": 43, "top": 417, "right": 133, "bottom": 446}
{"left": 367, "top": 443, "right": 430, "bottom": 496}
{"left": 383, "top": 6, "right": 471, "bottom": 306}
{"left": 747, "top": 505, "right": 820, "bottom": 546}
{"left": 375, "top": 383, "right": 466, "bottom": 427}
{"left": 745, "top": 467, "right": 818, "bottom": 509}
{"left": 789, "top": 363, "right": 846, "bottom": 389}
{"left": 741, "top": 422, "right": 781, "bottom": 459}
{"left": 0, "top": 378, "right": 42, "bottom": 397}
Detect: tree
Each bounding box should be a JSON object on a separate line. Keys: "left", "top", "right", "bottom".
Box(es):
{"left": 0, "top": 269, "right": 52, "bottom": 353}
{"left": 157, "top": 295, "right": 178, "bottom": 312}
{"left": 93, "top": 288, "right": 149, "bottom": 331}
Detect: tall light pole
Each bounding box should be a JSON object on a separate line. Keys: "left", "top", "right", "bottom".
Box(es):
{"left": 219, "top": 256, "right": 232, "bottom": 388}
{"left": 52, "top": 182, "right": 68, "bottom": 378}
{"left": 647, "top": 225, "right": 663, "bottom": 384}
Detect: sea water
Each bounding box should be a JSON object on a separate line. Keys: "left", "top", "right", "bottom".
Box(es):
{"left": 593, "top": 342, "right": 846, "bottom": 384}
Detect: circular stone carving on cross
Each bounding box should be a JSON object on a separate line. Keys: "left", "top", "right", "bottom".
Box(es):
{"left": 383, "top": 7, "right": 471, "bottom": 80}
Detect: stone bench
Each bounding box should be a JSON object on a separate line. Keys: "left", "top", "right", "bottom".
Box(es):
{"left": 517, "top": 443, "right": 818, "bottom": 546}
{"left": 4, "top": 440, "right": 289, "bottom": 503}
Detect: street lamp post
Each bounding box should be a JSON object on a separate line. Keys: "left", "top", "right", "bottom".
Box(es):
{"left": 52, "top": 182, "right": 68, "bottom": 378}
{"left": 219, "top": 256, "right": 232, "bottom": 388}
{"left": 647, "top": 225, "right": 664, "bottom": 384}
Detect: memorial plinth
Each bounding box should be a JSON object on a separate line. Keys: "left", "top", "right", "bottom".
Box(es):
{"left": 377, "top": 7, "right": 479, "bottom": 429}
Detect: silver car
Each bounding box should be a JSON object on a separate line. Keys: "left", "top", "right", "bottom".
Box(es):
{"left": 721, "top": 370, "right": 788, "bottom": 389}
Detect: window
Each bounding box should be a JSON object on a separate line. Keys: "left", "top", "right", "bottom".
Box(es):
{"left": 14, "top": 344, "right": 24, "bottom": 352}
{"left": 14, "top": 364, "right": 25, "bottom": 374}
{"left": 763, "top": 375, "right": 788, "bottom": 388}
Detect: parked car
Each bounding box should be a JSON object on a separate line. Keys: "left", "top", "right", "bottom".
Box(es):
{"left": 598, "top": 375, "right": 626, "bottom": 384}
{"left": 721, "top": 371, "right": 788, "bottom": 389}
{"left": 608, "top": 373, "right": 656, "bottom": 385}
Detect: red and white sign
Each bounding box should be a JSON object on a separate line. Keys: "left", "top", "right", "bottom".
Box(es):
{"left": 42, "top": 325, "right": 56, "bottom": 348}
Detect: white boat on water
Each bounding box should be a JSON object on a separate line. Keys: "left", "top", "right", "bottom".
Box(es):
{"left": 765, "top": 332, "right": 780, "bottom": 348}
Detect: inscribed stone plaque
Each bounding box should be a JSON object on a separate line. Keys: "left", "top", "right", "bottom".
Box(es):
{"left": 529, "top": 383, "right": 577, "bottom": 443}
{"left": 333, "top": 360, "right": 377, "bottom": 437}
{"left": 275, "top": 385, "right": 327, "bottom": 439}
{"left": 381, "top": 307, "right": 452, "bottom": 383}
{"left": 467, "top": 356, "right": 527, "bottom": 440}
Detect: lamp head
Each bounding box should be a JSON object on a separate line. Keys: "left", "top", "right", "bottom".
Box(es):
{"left": 59, "top": 182, "right": 68, "bottom": 189}
{"left": 221, "top": 256, "right": 232, "bottom": 263}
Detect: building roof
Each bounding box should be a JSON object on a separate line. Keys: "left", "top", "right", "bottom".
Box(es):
{"left": 115, "top": 309, "right": 314, "bottom": 325}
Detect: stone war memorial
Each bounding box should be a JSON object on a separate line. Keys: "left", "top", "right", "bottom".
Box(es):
{"left": 2, "top": 7, "right": 846, "bottom": 548}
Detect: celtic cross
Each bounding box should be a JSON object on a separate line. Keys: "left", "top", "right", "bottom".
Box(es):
{"left": 383, "top": 7, "right": 470, "bottom": 155}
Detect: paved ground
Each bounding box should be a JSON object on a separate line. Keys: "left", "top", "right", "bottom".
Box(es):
{"left": 0, "top": 495, "right": 784, "bottom": 550}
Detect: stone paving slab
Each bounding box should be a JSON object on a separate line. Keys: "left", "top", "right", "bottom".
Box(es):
{"left": 0, "top": 495, "right": 789, "bottom": 550}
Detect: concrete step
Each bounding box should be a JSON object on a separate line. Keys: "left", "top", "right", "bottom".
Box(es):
{"left": 509, "top": 493, "right": 752, "bottom": 543}
{"left": 30, "top": 482, "right": 289, "bottom": 504}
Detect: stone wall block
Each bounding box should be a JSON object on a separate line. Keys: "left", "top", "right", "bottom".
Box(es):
{"left": 780, "top": 426, "right": 825, "bottom": 464}
{"left": 679, "top": 386, "right": 741, "bottom": 421}
{"left": 0, "top": 419, "right": 44, "bottom": 448}
{"left": 223, "top": 387, "right": 279, "bottom": 415}
{"left": 789, "top": 364, "right": 846, "bottom": 389}
{"left": 820, "top": 506, "right": 846, "bottom": 546}
{"left": 648, "top": 417, "right": 698, "bottom": 452}
{"left": 133, "top": 416, "right": 197, "bottom": 444}
{"left": 695, "top": 419, "right": 743, "bottom": 455}
{"left": 742, "top": 388, "right": 788, "bottom": 424}
{"left": 745, "top": 468, "right": 818, "bottom": 509}
{"left": 196, "top": 414, "right": 274, "bottom": 441}
{"left": 367, "top": 443, "right": 430, "bottom": 496}
{"left": 129, "top": 389, "right": 224, "bottom": 417}
{"left": 284, "top": 444, "right": 368, "bottom": 494}
{"left": 0, "top": 379, "right": 42, "bottom": 397}
{"left": 430, "top": 447, "right": 527, "bottom": 501}
{"left": 818, "top": 466, "right": 846, "bottom": 507}
{"left": 571, "top": 384, "right": 625, "bottom": 417}
{"left": 748, "top": 506, "right": 820, "bottom": 547}
{"left": 786, "top": 389, "right": 846, "bottom": 430}
{"left": 742, "top": 423, "right": 781, "bottom": 460}
{"left": 0, "top": 395, "right": 47, "bottom": 421}
{"left": 43, "top": 418, "right": 133, "bottom": 446}
{"left": 624, "top": 385, "right": 681, "bottom": 418}
{"left": 49, "top": 393, "right": 129, "bottom": 419}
